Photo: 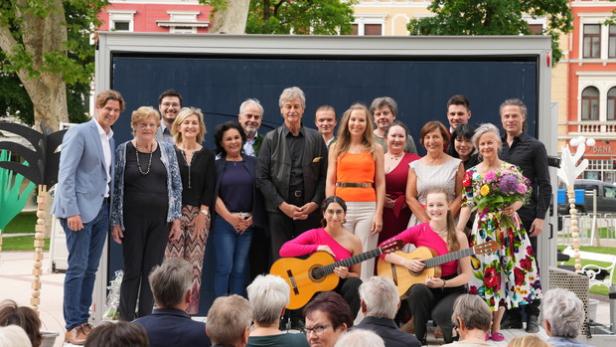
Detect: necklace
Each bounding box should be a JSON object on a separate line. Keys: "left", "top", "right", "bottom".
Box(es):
{"left": 135, "top": 143, "right": 153, "bottom": 175}
{"left": 386, "top": 152, "right": 404, "bottom": 160}
{"left": 179, "top": 148, "right": 195, "bottom": 189}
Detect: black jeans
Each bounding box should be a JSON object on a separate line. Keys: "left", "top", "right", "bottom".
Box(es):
{"left": 268, "top": 202, "right": 321, "bottom": 261}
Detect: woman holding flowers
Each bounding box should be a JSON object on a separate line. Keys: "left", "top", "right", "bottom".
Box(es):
{"left": 456, "top": 123, "right": 540, "bottom": 342}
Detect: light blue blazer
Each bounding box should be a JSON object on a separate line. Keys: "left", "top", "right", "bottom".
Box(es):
{"left": 52, "top": 119, "right": 114, "bottom": 223}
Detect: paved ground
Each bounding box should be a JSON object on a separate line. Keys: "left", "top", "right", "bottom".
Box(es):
{"left": 1, "top": 251, "right": 614, "bottom": 346}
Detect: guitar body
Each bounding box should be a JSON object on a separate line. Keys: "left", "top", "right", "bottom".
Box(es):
{"left": 270, "top": 251, "right": 340, "bottom": 310}
{"left": 376, "top": 247, "right": 442, "bottom": 297}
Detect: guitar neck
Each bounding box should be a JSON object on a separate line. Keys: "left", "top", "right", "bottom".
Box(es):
{"left": 319, "top": 248, "right": 383, "bottom": 276}
{"left": 424, "top": 247, "right": 474, "bottom": 268}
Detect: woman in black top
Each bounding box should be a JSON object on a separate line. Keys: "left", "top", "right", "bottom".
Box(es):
{"left": 452, "top": 124, "right": 479, "bottom": 170}
{"left": 165, "top": 107, "right": 216, "bottom": 314}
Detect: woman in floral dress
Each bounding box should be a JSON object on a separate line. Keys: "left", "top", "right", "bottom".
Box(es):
{"left": 456, "top": 123, "right": 540, "bottom": 342}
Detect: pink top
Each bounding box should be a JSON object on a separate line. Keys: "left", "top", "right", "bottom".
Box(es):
{"left": 279, "top": 228, "right": 353, "bottom": 261}
{"left": 379, "top": 223, "right": 458, "bottom": 277}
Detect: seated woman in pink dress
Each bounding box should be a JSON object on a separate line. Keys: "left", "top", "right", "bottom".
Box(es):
{"left": 380, "top": 121, "right": 420, "bottom": 243}
{"left": 279, "top": 196, "right": 363, "bottom": 317}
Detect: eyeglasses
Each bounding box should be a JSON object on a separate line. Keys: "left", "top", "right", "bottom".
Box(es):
{"left": 304, "top": 324, "right": 331, "bottom": 335}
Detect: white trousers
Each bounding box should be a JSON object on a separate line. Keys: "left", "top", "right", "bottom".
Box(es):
{"left": 343, "top": 201, "right": 377, "bottom": 281}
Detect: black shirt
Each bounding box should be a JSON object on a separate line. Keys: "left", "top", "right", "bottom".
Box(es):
{"left": 124, "top": 143, "right": 168, "bottom": 210}
{"left": 175, "top": 147, "right": 216, "bottom": 208}
{"left": 500, "top": 133, "right": 552, "bottom": 221}
{"left": 285, "top": 127, "right": 305, "bottom": 190}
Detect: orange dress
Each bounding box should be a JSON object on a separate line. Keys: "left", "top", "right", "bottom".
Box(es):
{"left": 335, "top": 151, "right": 376, "bottom": 202}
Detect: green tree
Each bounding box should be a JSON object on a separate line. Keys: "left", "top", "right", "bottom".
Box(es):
{"left": 408, "top": 0, "right": 572, "bottom": 64}
{"left": 0, "top": 0, "right": 106, "bottom": 133}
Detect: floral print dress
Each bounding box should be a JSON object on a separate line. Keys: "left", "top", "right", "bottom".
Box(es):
{"left": 462, "top": 163, "right": 541, "bottom": 312}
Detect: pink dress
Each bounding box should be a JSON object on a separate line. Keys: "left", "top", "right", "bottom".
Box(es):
{"left": 279, "top": 227, "right": 353, "bottom": 261}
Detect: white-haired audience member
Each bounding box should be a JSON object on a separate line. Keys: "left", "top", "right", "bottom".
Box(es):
{"left": 542, "top": 288, "right": 591, "bottom": 347}
{"left": 354, "top": 277, "right": 421, "bottom": 347}
{"left": 334, "top": 329, "right": 385, "bottom": 347}
{"left": 246, "top": 275, "right": 309, "bottom": 347}
{"left": 134, "top": 258, "right": 211, "bottom": 347}
{"left": 442, "top": 294, "right": 492, "bottom": 347}
{"left": 0, "top": 325, "right": 32, "bottom": 347}
{"left": 206, "top": 295, "right": 253, "bottom": 347}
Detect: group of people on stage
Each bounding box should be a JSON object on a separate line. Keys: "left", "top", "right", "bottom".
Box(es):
{"left": 52, "top": 85, "right": 558, "bottom": 346}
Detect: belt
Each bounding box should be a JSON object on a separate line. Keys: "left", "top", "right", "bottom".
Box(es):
{"left": 291, "top": 190, "right": 304, "bottom": 198}
{"left": 336, "top": 182, "right": 373, "bottom": 188}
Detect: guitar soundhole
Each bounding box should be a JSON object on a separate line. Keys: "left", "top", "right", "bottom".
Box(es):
{"left": 310, "top": 266, "right": 324, "bottom": 282}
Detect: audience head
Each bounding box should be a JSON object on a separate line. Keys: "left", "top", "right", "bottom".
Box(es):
{"left": 0, "top": 300, "right": 41, "bottom": 347}
{"left": 321, "top": 196, "right": 348, "bottom": 228}
{"left": 0, "top": 325, "right": 32, "bottom": 347}
{"left": 384, "top": 121, "right": 409, "bottom": 154}
{"left": 304, "top": 292, "right": 353, "bottom": 347}
{"left": 238, "top": 98, "right": 264, "bottom": 138}
{"left": 508, "top": 335, "right": 550, "bottom": 347}
{"left": 370, "top": 97, "right": 398, "bottom": 132}
{"left": 172, "top": 107, "right": 206, "bottom": 144}
{"left": 148, "top": 258, "right": 193, "bottom": 310}
{"left": 471, "top": 123, "right": 502, "bottom": 160}
{"left": 130, "top": 106, "right": 161, "bottom": 137}
{"left": 452, "top": 123, "right": 476, "bottom": 160}
{"left": 500, "top": 98, "right": 527, "bottom": 135}
{"left": 542, "top": 288, "right": 584, "bottom": 339}
{"left": 158, "top": 89, "right": 183, "bottom": 125}
{"left": 451, "top": 294, "right": 491, "bottom": 337}
{"left": 247, "top": 274, "right": 290, "bottom": 327}
{"left": 206, "top": 295, "right": 252, "bottom": 347}
{"left": 419, "top": 121, "right": 449, "bottom": 152}
{"left": 334, "top": 329, "right": 385, "bottom": 347}
{"left": 84, "top": 321, "right": 149, "bottom": 347}
{"left": 358, "top": 277, "right": 399, "bottom": 320}
{"left": 215, "top": 121, "right": 247, "bottom": 157}
{"left": 446, "top": 94, "right": 471, "bottom": 130}
{"left": 315, "top": 105, "right": 337, "bottom": 139}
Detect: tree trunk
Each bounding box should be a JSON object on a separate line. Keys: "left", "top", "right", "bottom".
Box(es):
{"left": 210, "top": 0, "right": 250, "bottom": 34}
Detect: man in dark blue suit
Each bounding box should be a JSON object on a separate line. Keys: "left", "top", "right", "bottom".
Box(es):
{"left": 134, "top": 258, "right": 211, "bottom": 347}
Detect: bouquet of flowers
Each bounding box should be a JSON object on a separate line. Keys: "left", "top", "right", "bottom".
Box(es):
{"left": 463, "top": 165, "right": 531, "bottom": 213}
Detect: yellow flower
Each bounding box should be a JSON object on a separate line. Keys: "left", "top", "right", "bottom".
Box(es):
{"left": 480, "top": 184, "right": 490, "bottom": 196}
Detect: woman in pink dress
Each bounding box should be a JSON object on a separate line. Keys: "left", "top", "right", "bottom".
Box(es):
{"left": 380, "top": 121, "right": 420, "bottom": 243}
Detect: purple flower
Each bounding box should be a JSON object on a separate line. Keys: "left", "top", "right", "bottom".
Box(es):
{"left": 498, "top": 173, "right": 519, "bottom": 194}
{"left": 484, "top": 171, "right": 496, "bottom": 182}
{"left": 516, "top": 183, "right": 527, "bottom": 194}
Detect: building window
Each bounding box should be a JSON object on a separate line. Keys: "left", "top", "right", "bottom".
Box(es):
{"left": 610, "top": 26, "right": 616, "bottom": 58}
{"left": 528, "top": 24, "right": 543, "bottom": 35}
{"left": 107, "top": 10, "right": 135, "bottom": 32}
{"left": 581, "top": 86, "right": 600, "bottom": 121}
{"left": 351, "top": 17, "right": 384, "bottom": 36}
{"left": 112, "top": 21, "right": 130, "bottom": 31}
{"left": 583, "top": 24, "right": 601, "bottom": 58}
{"left": 608, "top": 87, "right": 616, "bottom": 121}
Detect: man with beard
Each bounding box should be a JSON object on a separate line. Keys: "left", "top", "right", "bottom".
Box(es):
{"left": 237, "top": 98, "right": 264, "bottom": 156}
{"left": 445, "top": 94, "right": 472, "bottom": 157}
{"left": 156, "top": 89, "right": 183, "bottom": 144}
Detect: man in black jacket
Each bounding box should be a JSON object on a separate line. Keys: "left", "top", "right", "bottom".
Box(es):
{"left": 355, "top": 277, "right": 421, "bottom": 347}
{"left": 499, "top": 98, "right": 552, "bottom": 333}
{"left": 256, "top": 86, "right": 328, "bottom": 261}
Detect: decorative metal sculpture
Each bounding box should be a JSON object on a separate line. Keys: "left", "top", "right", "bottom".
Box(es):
{"left": 0, "top": 122, "right": 66, "bottom": 311}
{"left": 557, "top": 136, "right": 596, "bottom": 272}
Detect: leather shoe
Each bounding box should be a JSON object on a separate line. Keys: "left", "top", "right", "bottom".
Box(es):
{"left": 81, "top": 323, "right": 93, "bottom": 335}
{"left": 526, "top": 315, "right": 540, "bottom": 333}
{"left": 65, "top": 326, "right": 87, "bottom": 345}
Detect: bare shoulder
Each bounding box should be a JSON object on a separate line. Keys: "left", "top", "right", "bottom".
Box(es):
{"left": 455, "top": 231, "right": 469, "bottom": 248}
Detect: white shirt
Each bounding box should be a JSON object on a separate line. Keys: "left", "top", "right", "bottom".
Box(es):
{"left": 244, "top": 137, "right": 256, "bottom": 156}
{"left": 94, "top": 119, "right": 113, "bottom": 197}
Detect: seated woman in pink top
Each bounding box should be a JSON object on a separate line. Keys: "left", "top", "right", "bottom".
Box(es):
{"left": 279, "top": 196, "right": 363, "bottom": 317}
{"left": 379, "top": 188, "right": 472, "bottom": 345}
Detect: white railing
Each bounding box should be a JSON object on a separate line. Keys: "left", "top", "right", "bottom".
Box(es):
{"left": 565, "top": 121, "right": 616, "bottom": 134}
{"left": 559, "top": 213, "right": 616, "bottom": 246}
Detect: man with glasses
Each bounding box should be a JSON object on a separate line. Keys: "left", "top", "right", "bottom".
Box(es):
{"left": 156, "top": 89, "right": 183, "bottom": 144}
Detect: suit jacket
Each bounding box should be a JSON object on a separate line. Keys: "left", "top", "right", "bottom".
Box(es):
{"left": 256, "top": 126, "right": 328, "bottom": 214}
{"left": 133, "top": 308, "right": 211, "bottom": 347}
{"left": 52, "top": 119, "right": 114, "bottom": 223}
{"left": 354, "top": 316, "right": 421, "bottom": 347}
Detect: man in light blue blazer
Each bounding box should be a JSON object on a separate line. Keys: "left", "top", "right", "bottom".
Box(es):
{"left": 52, "top": 89, "right": 125, "bottom": 345}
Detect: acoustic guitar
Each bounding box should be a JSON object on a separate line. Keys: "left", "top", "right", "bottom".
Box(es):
{"left": 270, "top": 240, "right": 403, "bottom": 310}
{"left": 376, "top": 241, "right": 499, "bottom": 297}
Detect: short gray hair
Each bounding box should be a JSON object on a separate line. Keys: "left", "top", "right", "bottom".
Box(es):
{"left": 247, "top": 275, "right": 289, "bottom": 325}
{"left": 358, "top": 277, "right": 399, "bottom": 319}
{"left": 451, "top": 294, "right": 491, "bottom": 332}
{"left": 369, "top": 96, "right": 398, "bottom": 117}
{"left": 471, "top": 123, "right": 501, "bottom": 152}
{"left": 542, "top": 288, "right": 584, "bottom": 338}
{"left": 278, "top": 86, "right": 306, "bottom": 108}
{"left": 148, "top": 258, "right": 192, "bottom": 308}
{"left": 239, "top": 98, "right": 264, "bottom": 116}
{"left": 206, "top": 295, "right": 252, "bottom": 345}
{"left": 334, "top": 329, "right": 385, "bottom": 347}
{"left": 500, "top": 98, "right": 527, "bottom": 118}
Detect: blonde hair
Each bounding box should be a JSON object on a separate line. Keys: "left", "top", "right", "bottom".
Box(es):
{"left": 425, "top": 187, "right": 459, "bottom": 251}
{"left": 172, "top": 107, "right": 206, "bottom": 144}
{"left": 333, "top": 103, "right": 377, "bottom": 159}
{"left": 508, "top": 335, "right": 550, "bottom": 347}
{"left": 130, "top": 106, "right": 160, "bottom": 136}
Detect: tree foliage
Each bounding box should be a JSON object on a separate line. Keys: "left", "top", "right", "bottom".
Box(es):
{"left": 408, "top": 0, "right": 572, "bottom": 64}
{"left": 0, "top": 0, "right": 105, "bottom": 131}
